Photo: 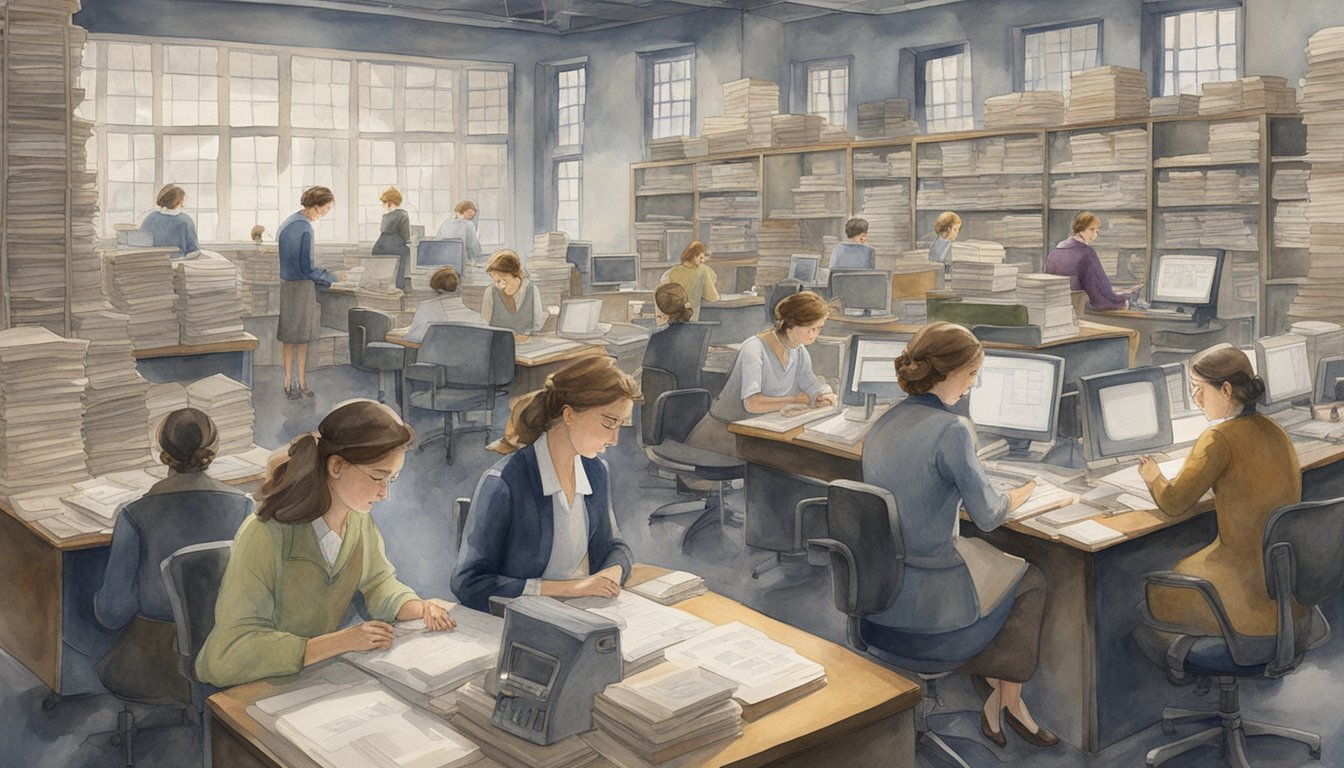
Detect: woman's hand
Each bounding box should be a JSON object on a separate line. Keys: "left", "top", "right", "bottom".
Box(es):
{"left": 570, "top": 570, "right": 621, "bottom": 599}
{"left": 794, "top": 392, "right": 812, "bottom": 404}
{"left": 417, "top": 600, "right": 455, "bottom": 632}
{"left": 1005, "top": 479, "right": 1037, "bottom": 511}
{"left": 1137, "top": 456, "right": 1163, "bottom": 485}
{"left": 815, "top": 392, "right": 838, "bottom": 407}
{"left": 336, "top": 621, "right": 395, "bottom": 653}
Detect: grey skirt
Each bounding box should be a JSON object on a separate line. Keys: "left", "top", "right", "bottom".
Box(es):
{"left": 278, "top": 279, "right": 320, "bottom": 343}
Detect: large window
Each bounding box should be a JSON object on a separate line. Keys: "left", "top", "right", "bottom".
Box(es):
{"left": 1023, "top": 21, "right": 1101, "bottom": 95}
{"left": 647, "top": 51, "right": 693, "bottom": 140}
{"left": 919, "top": 46, "right": 973, "bottom": 133}
{"left": 550, "top": 63, "right": 586, "bottom": 237}
{"left": 1159, "top": 6, "right": 1240, "bottom": 96}
{"left": 555, "top": 159, "right": 582, "bottom": 238}
{"left": 81, "top": 36, "right": 512, "bottom": 246}
{"left": 557, "top": 66, "right": 586, "bottom": 149}
{"left": 806, "top": 59, "right": 849, "bottom": 129}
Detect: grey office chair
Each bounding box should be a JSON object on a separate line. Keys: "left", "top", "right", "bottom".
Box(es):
{"left": 1135, "top": 496, "right": 1344, "bottom": 767}
{"left": 765, "top": 279, "right": 805, "bottom": 325}
{"left": 348, "top": 307, "right": 406, "bottom": 414}
{"left": 405, "top": 323, "right": 515, "bottom": 464}
{"left": 642, "top": 321, "right": 714, "bottom": 392}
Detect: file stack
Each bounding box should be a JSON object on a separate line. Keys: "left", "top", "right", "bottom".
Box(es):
{"left": 344, "top": 608, "right": 504, "bottom": 708}
{"left": 1289, "top": 28, "right": 1344, "bottom": 322}
{"left": 1150, "top": 93, "right": 1201, "bottom": 116}
{"left": 1051, "top": 172, "right": 1147, "bottom": 207}
{"left": 1272, "top": 168, "right": 1311, "bottom": 200}
{"left": 951, "top": 261, "right": 1021, "bottom": 299}
{"left": 698, "top": 194, "right": 758, "bottom": 218}
{"left": 983, "top": 91, "right": 1066, "bottom": 128}
{"left": 1055, "top": 129, "right": 1148, "bottom": 170}
{"left": 948, "top": 239, "right": 1007, "bottom": 264}
{"left": 529, "top": 232, "right": 576, "bottom": 308}
{"left": 1101, "top": 213, "right": 1148, "bottom": 248}
{"left": 1066, "top": 66, "right": 1148, "bottom": 123}
{"left": 1207, "top": 119, "right": 1260, "bottom": 162}
{"left": 1157, "top": 169, "right": 1260, "bottom": 205}
{"left": 790, "top": 155, "right": 846, "bottom": 216}
{"left": 628, "top": 571, "right": 708, "bottom": 605}
{"left": 586, "top": 663, "right": 743, "bottom": 768}
{"left": 453, "top": 681, "right": 600, "bottom": 768}
{"left": 1199, "top": 76, "right": 1296, "bottom": 115}
{"left": 103, "top": 248, "right": 181, "bottom": 349}
{"left": 635, "top": 217, "right": 693, "bottom": 263}
{"left": 769, "top": 114, "right": 825, "bottom": 148}
{"left": 144, "top": 382, "right": 189, "bottom": 452}
{"left": 62, "top": 469, "right": 157, "bottom": 529}
{"left": 72, "top": 306, "right": 153, "bottom": 475}
{"left": 567, "top": 592, "right": 714, "bottom": 675}
{"left": 237, "top": 245, "right": 282, "bottom": 316}
{"left": 186, "top": 374, "right": 254, "bottom": 456}
{"left": 721, "top": 78, "right": 779, "bottom": 120}
{"left": 851, "top": 148, "right": 911, "bottom": 180}
{"left": 697, "top": 162, "right": 757, "bottom": 192}
{"left": 172, "top": 253, "right": 247, "bottom": 345}
{"left": 755, "top": 219, "right": 804, "bottom": 283}
{"left": 856, "top": 99, "right": 917, "bottom": 138}
{"left": 858, "top": 184, "right": 912, "bottom": 257}
{"left": 716, "top": 79, "right": 777, "bottom": 149}
{"left": 637, "top": 166, "right": 694, "bottom": 195}
{"left": 664, "top": 622, "right": 826, "bottom": 721}
{"left": 980, "top": 214, "right": 1043, "bottom": 249}
{"left": 647, "top": 136, "right": 707, "bottom": 162}
{"left": 459, "top": 261, "right": 494, "bottom": 315}
{"left": 0, "top": 327, "right": 90, "bottom": 498}
{"left": 1017, "top": 273, "right": 1077, "bottom": 341}
{"left": 819, "top": 121, "right": 853, "bottom": 144}
{"left": 707, "top": 222, "right": 753, "bottom": 254}
{"left": 1275, "top": 201, "right": 1310, "bottom": 247}
{"left": 917, "top": 177, "right": 1032, "bottom": 209}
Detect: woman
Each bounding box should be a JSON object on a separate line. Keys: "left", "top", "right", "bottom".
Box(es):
{"left": 1138, "top": 344, "right": 1302, "bottom": 638}
{"left": 685, "top": 291, "right": 837, "bottom": 456}
{"left": 928, "top": 211, "right": 960, "bottom": 278}
{"left": 372, "top": 187, "right": 412, "bottom": 291}
{"left": 436, "top": 199, "right": 483, "bottom": 264}
{"left": 481, "top": 249, "right": 546, "bottom": 340}
{"left": 451, "top": 356, "right": 638, "bottom": 612}
{"left": 862, "top": 322, "right": 1054, "bottom": 749}
{"left": 94, "top": 408, "right": 253, "bottom": 703}
{"left": 642, "top": 282, "right": 703, "bottom": 390}
{"left": 662, "top": 241, "right": 721, "bottom": 322}
{"left": 197, "top": 400, "right": 454, "bottom": 688}
{"left": 139, "top": 184, "right": 200, "bottom": 259}
{"left": 277, "top": 186, "right": 340, "bottom": 399}
{"left": 404, "top": 266, "right": 486, "bottom": 344}
{"left": 1044, "top": 211, "right": 1134, "bottom": 311}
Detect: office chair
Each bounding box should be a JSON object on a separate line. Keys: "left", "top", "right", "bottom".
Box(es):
{"left": 809, "top": 480, "right": 1019, "bottom": 767}
{"left": 405, "top": 323, "right": 515, "bottom": 464}
{"left": 638, "top": 322, "right": 714, "bottom": 489}
{"left": 1134, "top": 495, "right": 1344, "bottom": 767}
{"left": 971, "top": 324, "right": 1043, "bottom": 346}
{"left": 764, "top": 279, "right": 805, "bottom": 325}
{"left": 348, "top": 308, "right": 407, "bottom": 414}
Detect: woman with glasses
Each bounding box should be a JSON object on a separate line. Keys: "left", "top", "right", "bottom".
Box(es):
{"left": 198, "top": 400, "right": 455, "bottom": 688}
{"left": 451, "top": 356, "right": 638, "bottom": 612}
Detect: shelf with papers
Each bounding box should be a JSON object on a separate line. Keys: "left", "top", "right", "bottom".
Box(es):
{"left": 1151, "top": 158, "right": 1261, "bottom": 168}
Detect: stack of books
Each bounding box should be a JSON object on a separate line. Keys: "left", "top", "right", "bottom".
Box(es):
{"left": 1150, "top": 93, "right": 1202, "bottom": 116}
{"left": 103, "top": 248, "right": 182, "bottom": 349}
{"left": 701, "top": 117, "right": 770, "bottom": 154}
{"left": 635, "top": 217, "right": 693, "bottom": 263}
{"left": 858, "top": 184, "right": 912, "bottom": 257}
{"left": 72, "top": 306, "right": 153, "bottom": 475}
{"left": 1199, "top": 75, "right": 1297, "bottom": 115}
{"left": 1100, "top": 213, "right": 1149, "bottom": 249}
{"left": 172, "top": 253, "right": 247, "bottom": 345}
{"left": 664, "top": 622, "right": 827, "bottom": 721}
{"left": 1051, "top": 171, "right": 1147, "bottom": 207}
{"left": 186, "top": 374, "right": 255, "bottom": 456}
{"left": 1066, "top": 66, "right": 1149, "bottom": 123}
{"left": 453, "top": 681, "right": 600, "bottom": 768}
{"left": 1275, "top": 202, "right": 1310, "bottom": 247}
{"left": 788, "top": 155, "right": 846, "bottom": 216}
{"left": 951, "top": 261, "right": 1021, "bottom": 299}
{"left": 0, "top": 327, "right": 91, "bottom": 499}
{"left": 566, "top": 592, "right": 713, "bottom": 675}
{"left": 983, "top": 91, "right": 1066, "bottom": 128}
{"left": 1157, "top": 169, "right": 1260, "bottom": 206}
{"left": 707, "top": 222, "right": 754, "bottom": 255}
{"left": 637, "top": 166, "right": 694, "bottom": 195}
{"left": 648, "top": 136, "right": 708, "bottom": 162}
{"left": 769, "top": 114, "right": 826, "bottom": 148}
{"left": 586, "top": 663, "right": 742, "bottom": 768}
{"left": 1207, "top": 119, "right": 1261, "bottom": 162}
{"left": 856, "top": 99, "right": 917, "bottom": 139}
{"left": 755, "top": 220, "right": 805, "bottom": 284}
{"left": 628, "top": 572, "right": 707, "bottom": 605}
{"left": 1017, "top": 273, "right": 1077, "bottom": 341}
{"left": 1054, "top": 129, "right": 1148, "bottom": 171}
{"left": 697, "top": 162, "right": 757, "bottom": 192}
{"left": 722, "top": 78, "right": 779, "bottom": 120}
{"left": 235, "top": 245, "right": 282, "bottom": 316}
{"left": 698, "top": 194, "right": 758, "bottom": 219}
{"left": 948, "top": 239, "right": 1007, "bottom": 263}
{"left": 529, "top": 232, "right": 577, "bottom": 308}
{"left": 852, "top": 149, "right": 911, "bottom": 180}
{"left": 1272, "top": 168, "right": 1311, "bottom": 201}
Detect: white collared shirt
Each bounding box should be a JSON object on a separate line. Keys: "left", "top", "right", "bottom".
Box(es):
{"left": 523, "top": 431, "right": 592, "bottom": 595}
{"left": 158, "top": 206, "right": 182, "bottom": 216}
{"left": 311, "top": 517, "right": 343, "bottom": 569}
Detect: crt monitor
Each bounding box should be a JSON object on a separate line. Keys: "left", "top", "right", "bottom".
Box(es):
{"left": 1255, "top": 333, "right": 1312, "bottom": 405}
{"left": 1148, "top": 249, "right": 1224, "bottom": 322}
{"left": 1077, "top": 366, "right": 1174, "bottom": 461}
{"left": 789, "top": 254, "right": 820, "bottom": 285}
{"left": 566, "top": 241, "right": 592, "bottom": 274}
{"left": 1317, "top": 356, "right": 1344, "bottom": 403}
{"left": 557, "top": 298, "right": 606, "bottom": 337}
{"left": 589, "top": 254, "right": 640, "bottom": 288}
{"left": 1160, "top": 362, "right": 1195, "bottom": 415}
{"left": 968, "top": 350, "right": 1066, "bottom": 457}
{"left": 829, "top": 270, "right": 892, "bottom": 317}
{"left": 416, "top": 238, "right": 466, "bottom": 274}
{"left": 842, "top": 335, "right": 908, "bottom": 407}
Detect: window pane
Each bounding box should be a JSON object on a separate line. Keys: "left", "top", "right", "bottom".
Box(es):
{"left": 105, "top": 42, "right": 153, "bottom": 125}
{"left": 163, "top": 135, "right": 220, "bottom": 240}
{"left": 1162, "top": 8, "right": 1239, "bottom": 95}
{"left": 405, "top": 65, "right": 454, "bottom": 132}
{"left": 104, "top": 132, "right": 155, "bottom": 234}
{"left": 557, "top": 66, "right": 586, "bottom": 147}
{"left": 291, "top": 56, "right": 350, "bottom": 130}
{"left": 1023, "top": 23, "right": 1100, "bottom": 95}
{"left": 359, "top": 62, "right": 396, "bottom": 132}
{"left": 556, "top": 158, "right": 581, "bottom": 237}
{"left": 290, "top": 136, "right": 349, "bottom": 241}
{"left": 163, "top": 45, "right": 219, "bottom": 126}
{"left": 358, "top": 139, "right": 398, "bottom": 241}
{"left": 403, "top": 142, "right": 455, "bottom": 234}
{"left": 465, "top": 144, "right": 508, "bottom": 246}
{"left": 923, "top": 49, "right": 973, "bottom": 133}
{"left": 650, "top": 54, "right": 693, "bottom": 139}
{"left": 230, "top": 51, "right": 279, "bottom": 126}
{"left": 468, "top": 69, "right": 510, "bottom": 135}
{"left": 230, "top": 136, "right": 279, "bottom": 240}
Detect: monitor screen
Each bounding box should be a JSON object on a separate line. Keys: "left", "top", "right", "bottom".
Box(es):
{"left": 505, "top": 644, "right": 559, "bottom": 696}
{"left": 566, "top": 241, "right": 592, "bottom": 272}
{"left": 842, "top": 336, "right": 908, "bottom": 407}
{"left": 1256, "top": 333, "right": 1312, "bottom": 404}
{"left": 1149, "top": 251, "right": 1223, "bottom": 307}
{"left": 1160, "top": 362, "right": 1193, "bottom": 414}
{"left": 829, "top": 270, "right": 891, "bottom": 316}
{"left": 590, "top": 254, "right": 639, "bottom": 286}
{"left": 790, "top": 254, "right": 820, "bottom": 284}
{"left": 558, "top": 298, "right": 603, "bottom": 336}
{"left": 1077, "top": 366, "right": 1173, "bottom": 461}
{"left": 1316, "top": 356, "right": 1344, "bottom": 403}
{"left": 409, "top": 224, "right": 425, "bottom": 241}
{"left": 416, "top": 238, "right": 466, "bottom": 274}
{"left": 969, "top": 351, "right": 1065, "bottom": 449}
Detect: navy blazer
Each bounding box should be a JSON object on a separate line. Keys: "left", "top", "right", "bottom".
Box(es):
{"left": 451, "top": 443, "right": 633, "bottom": 612}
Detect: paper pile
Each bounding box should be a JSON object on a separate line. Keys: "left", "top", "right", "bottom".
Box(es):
{"left": 172, "top": 253, "right": 247, "bottom": 345}
{"left": 1289, "top": 27, "right": 1344, "bottom": 322}
{"left": 983, "top": 91, "right": 1066, "bottom": 129}
{"left": 637, "top": 166, "right": 694, "bottom": 195}
{"left": 950, "top": 261, "right": 1021, "bottom": 298}
{"left": 566, "top": 592, "right": 713, "bottom": 675}
{"left": 664, "top": 622, "right": 826, "bottom": 721}
{"left": 0, "top": 327, "right": 90, "bottom": 497}
{"left": 648, "top": 136, "right": 708, "bottom": 162}
{"left": 453, "top": 681, "right": 599, "bottom": 768}
{"left": 103, "top": 248, "right": 182, "bottom": 349}
{"left": 1199, "top": 76, "right": 1296, "bottom": 115}
{"left": 587, "top": 662, "right": 742, "bottom": 768}
{"left": 186, "top": 374, "right": 255, "bottom": 456}
{"left": 1066, "top": 66, "right": 1148, "bottom": 123}
{"left": 529, "top": 232, "right": 577, "bottom": 308}
{"left": 628, "top": 571, "right": 707, "bottom": 605}
{"left": 72, "top": 306, "right": 153, "bottom": 474}
{"left": 856, "top": 99, "right": 917, "bottom": 138}
{"left": 1017, "top": 273, "right": 1077, "bottom": 341}
{"left": 1150, "top": 93, "right": 1201, "bottom": 116}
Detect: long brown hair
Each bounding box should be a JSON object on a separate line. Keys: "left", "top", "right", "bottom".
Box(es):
{"left": 485, "top": 249, "right": 525, "bottom": 279}
{"left": 500, "top": 356, "right": 642, "bottom": 452}
{"left": 256, "top": 400, "right": 414, "bottom": 524}
{"left": 896, "top": 322, "right": 983, "bottom": 395}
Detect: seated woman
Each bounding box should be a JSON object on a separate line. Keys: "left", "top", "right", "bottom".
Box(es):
{"left": 1138, "top": 344, "right": 1302, "bottom": 638}
{"left": 862, "top": 322, "right": 1055, "bottom": 749}
{"left": 662, "top": 241, "right": 720, "bottom": 321}
{"left": 405, "top": 266, "right": 486, "bottom": 343}
{"left": 197, "top": 400, "right": 454, "bottom": 688}
{"left": 927, "top": 211, "right": 960, "bottom": 278}
{"left": 371, "top": 186, "right": 412, "bottom": 290}
{"left": 685, "top": 290, "right": 836, "bottom": 456}
{"left": 94, "top": 408, "right": 253, "bottom": 703}
{"left": 642, "top": 282, "right": 704, "bottom": 389}
{"left": 140, "top": 183, "right": 200, "bottom": 259}
{"left": 451, "top": 355, "right": 638, "bottom": 612}
{"left": 1045, "top": 211, "right": 1135, "bottom": 311}
{"left": 481, "top": 249, "right": 546, "bottom": 341}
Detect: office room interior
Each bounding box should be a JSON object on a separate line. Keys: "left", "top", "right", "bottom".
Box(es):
{"left": 9, "top": 0, "right": 1344, "bottom": 766}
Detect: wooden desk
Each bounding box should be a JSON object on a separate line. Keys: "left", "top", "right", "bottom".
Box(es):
{"left": 207, "top": 564, "right": 922, "bottom": 768}
{"left": 387, "top": 329, "right": 607, "bottom": 395}
{"left": 825, "top": 318, "right": 1141, "bottom": 369}
{"left": 132, "top": 334, "right": 259, "bottom": 388}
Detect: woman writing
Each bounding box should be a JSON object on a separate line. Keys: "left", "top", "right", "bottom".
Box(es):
{"left": 481, "top": 249, "right": 546, "bottom": 341}
{"left": 277, "top": 186, "right": 340, "bottom": 399}
{"left": 372, "top": 186, "right": 412, "bottom": 291}
{"left": 197, "top": 400, "right": 454, "bottom": 688}
{"left": 662, "top": 241, "right": 720, "bottom": 322}
{"left": 451, "top": 356, "right": 638, "bottom": 612}
{"left": 1044, "top": 211, "right": 1136, "bottom": 311}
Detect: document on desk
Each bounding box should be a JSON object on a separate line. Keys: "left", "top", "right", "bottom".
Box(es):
{"left": 1288, "top": 418, "right": 1344, "bottom": 442}
{"left": 1096, "top": 457, "right": 1192, "bottom": 502}
{"left": 566, "top": 591, "right": 713, "bottom": 671}
{"left": 800, "top": 412, "right": 875, "bottom": 446}
{"left": 1006, "top": 482, "right": 1081, "bottom": 521}
{"left": 1055, "top": 519, "right": 1126, "bottom": 548}
{"left": 663, "top": 622, "right": 825, "bottom": 710}
{"left": 513, "top": 335, "right": 586, "bottom": 363}
{"left": 343, "top": 607, "right": 504, "bottom": 697}
{"left": 735, "top": 405, "right": 840, "bottom": 434}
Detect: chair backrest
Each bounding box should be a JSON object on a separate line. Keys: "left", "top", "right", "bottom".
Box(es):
{"left": 639, "top": 366, "right": 679, "bottom": 447}
{"left": 1263, "top": 496, "right": 1344, "bottom": 608}
{"left": 971, "top": 323, "right": 1043, "bottom": 346}
{"left": 811, "top": 480, "right": 904, "bottom": 651}
{"left": 642, "top": 322, "right": 713, "bottom": 391}
{"left": 652, "top": 388, "right": 711, "bottom": 445}
{"left": 160, "top": 540, "right": 233, "bottom": 710}
{"left": 419, "top": 323, "right": 516, "bottom": 387}
{"left": 765, "top": 279, "right": 805, "bottom": 325}
{"left": 349, "top": 307, "right": 394, "bottom": 371}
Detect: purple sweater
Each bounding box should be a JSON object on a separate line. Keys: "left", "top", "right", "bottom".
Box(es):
{"left": 1044, "top": 237, "right": 1127, "bottom": 311}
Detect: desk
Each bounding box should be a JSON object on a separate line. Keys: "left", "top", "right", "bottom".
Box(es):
{"left": 728, "top": 422, "right": 1344, "bottom": 752}
{"left": 700, "top": 294, "right": 767, "bottom": 345}
{"left": 1082, "top": 310, "right": 1255, "bottom": 366}
{"left": 207, "top": 564, "right": 921, "bottom": 768}
{"left": 386, "top": 329, "right": 607, "bottom": 395}
{"left": 132, "top": 334, "right": 259, "bottom": 388}
{"left": 315, "top": 284, "right": 358, "bottom": 331}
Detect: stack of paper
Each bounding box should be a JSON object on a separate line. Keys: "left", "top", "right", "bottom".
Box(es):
{"left": 769, "top": 114, "right": 825, "bottom": 148}
{"left": 1150, "top": 94, "right": 1202, "bottom": 116}
{"left": 235, "top": 245, "right": 282, "bottom": 316}
{"left": 186, "top": 374, "right": 255, "bottom": 456}
{"left": 858, "top": 184, "right": 913, "bottom": 257}
{"left": 951, "top": 261, "right": 1020, "bottom": 298}
{"left": 1051, "top": 171, "right": 1147, "bottom": 208}
{"left": 0, "top": 327, "right": 91, "bottom": 497}
{"left": 1053, "top": 129, "right": 1149, "bottom": 171}
{"left": 635, "top": 218, "right": 694, "bottom": 264}
{"left": 1016, "top": 273, "right": 1077, "bottom": 340}
{"left": 648, "top": 136, "right": 708, "bottom": 162}
{"left": 701, "top": 116, "right": 770, "bottom": 155}
{"left": 697, "top": 194, "right": 758, "bottom": 218}
{"left": 983, "top": 91, "right": 1066, "bottom": 128}
{"left": 587, "top": 663, "right": 742, "bottom": 768}
{"left": 917, "top": 176, "right": 1041, "bottom": 209}
{"left": 1066, "top": 66, "right": 1149, "bottom": 123}
{"left": 453, "top": 682, "right": 599, "bottom": 768}
{"left": 1275, "top": 201, "right": 1311, "bottom": 247}
{"left": 208, "top": 444, "right": 274, "bottom": 482}
{"left": 72, "top": 305, "right": 154, "bottom": 474}
{"left": 172, "top": 253, "right": 247, "bottom": 345}
{"left": 528, "top": 232, "right": 577, "bottom": 309}
{"left": 1156, "top": 168, "right": 1260, "bottom": 205}
{"left": 566, "top": 592, "right": 713, "bottom": 675}
{"left": 856, "top": 99, "right": 917, "bottom": 138}
{"left": 1207, "top": 119, "right": 1261, "bottom": 162}
{"left": 1272, "top": 168, "right": 1311, "bottom": 200}
{"left": 664, "top": 622, "right": 826, "bottom": 721}
{"left": 628, "top": 572, "right": 708, "bottom": 605}
{"left": 707, "top": 222, "right": 754, "bottom": 254}
{"left": 1289, "top": 27, "right": 1344, "bottom": 323}
{"left": 103, "top": 248, "right": 182, "bottom": 349}
{"left": 1199, "top": 76, "right": 1296, "bottom": 115}
{"left": 927, "top": 137, "right": 1043, "bottom": 175}
{"left": 697, "top": 162, "right": 757, "bottom": 192}
{"left": 782, "top": 155, "right": 845, "bottom": 217}
{"left": 754, "top": 219, "right": 805, "bottom": 284}
{"left": 345, "top": 608, "right": 504, "bottom": 703}
{"left": 852, "top": 149, "right": 911, "bottom": 180}
{"left": 1160, "top": 211, "right": 1259, "bottom": 250}
{"left": 980, "top": 214, "right": 1044, "bottom": 249}
{"left": 7, "top": 486, "right": 77, "bottom": 525}
{"left": 144, "top": 382, "right": 190, "bottom": 453}
{"left": 948, "top": 239, "right": 1007, "bottom": 264}
{"left": 722, "top": 78, "right": 779, "bottom": 120}
{"left": 637, "top": 167, "right": 694, "bottom": 195}
{"left": 61, "top": 469, "right": 158, "bottom": 527}
{"left": 1056, "top": 519, "right": 1126, "bottom": 547}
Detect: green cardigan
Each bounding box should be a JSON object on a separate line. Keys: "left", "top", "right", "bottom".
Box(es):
{"left": 196, "top": 511, "right": 418, "bottom": 687}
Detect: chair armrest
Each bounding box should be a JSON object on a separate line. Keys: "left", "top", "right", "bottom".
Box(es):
{"left": 1140, "top": 570, "right": 1261, "bottom": 667}
{"left": 1266, "top": 543, "right": 1300, "bottom": 677}
{"left": 793, "top": 497, "right": 828, "bottom": 551}
{"left": 404, "top": 362, "right": 446, "bottom": 386}
{"left": 808, "top": 536, "right": 866, "bottom": 651}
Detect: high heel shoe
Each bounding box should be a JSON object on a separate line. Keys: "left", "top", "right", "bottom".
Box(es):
{"left": 1005, "top": 709, "right": 1058, "bottom": 747}
{"left": 284, "top": 383, "right": 299, "bottom": 400}
{"left": 300, "top": 386, "right": 314, "bottom": 398}
{"left": 980, "top": 707, "right": 1007, "bottom": 748}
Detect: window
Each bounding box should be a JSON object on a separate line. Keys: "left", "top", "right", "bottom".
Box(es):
{"left": 1160, "top": 7, "right": 1240, "bottom": 96}
{"left": 468, "top": 69, "right": 509, "bottom": 135}
{"left": 104, "top": 132, "right": 155, "bottom": 229}
{"left": 77, "top": 43, "right": 98, "bottom": 122}
{"left": 104, "top": 42, "right": 152, "bottom": 125}
{"left": 358, "top": 139, "right": 398, "bottom": 240}
{"left": 230, "top": 52, "right": 279, "bottom": 126}
{"left": 920, "top": 47, "right": 973, "bottom": 133}
{"left": 359, "top": 63, "right": 396, "bottom": 132}
{"left": 466, "top": 144, "right": 507, "bottom": 246}
{"left": 555, "top": 159, "right": 581, "bottom": 238}
{"left": 163, "top": 135, "right": 219, "bottom": 240}
{"left": 163, "top": 45, "right": 219, "bottom": 126}
{"left": 291, "top": 56, "right": 350, "bottom": 130}
{"left": 290, "top": 137, "right": 349, "bottom": 241}
{"left": 1023, "top": 22, "right": 1101, "bottom": 95}
{"left": 550, "top": 62, "right": 586, "bottom": 237}
{"left": 230, "top": 136, "right": 279, "bottom": 240}
{"left": 557, "top": 66, "right": 586, "bottom": 149}
{"left": 648, "top": 53, "right": 693, "bottom": 140}
{"left": 405, "top": 66, "right": 454, "bottom": 132}
{"left": 806, "top": 60, "right": 849, "bottom": 129}
{"left": 403, "top": 142, "right": 455, "bottom": 234}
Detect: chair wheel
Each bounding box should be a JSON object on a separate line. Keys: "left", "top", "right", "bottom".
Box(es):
{"left": 1311, "top": 748, "right": 1322, "bottom": 760}
{"left": 41, "top": 694, "right": 58, "bottom": 713}
{"left": 1161, "top": 719, "right": 1176, "bottom": 735}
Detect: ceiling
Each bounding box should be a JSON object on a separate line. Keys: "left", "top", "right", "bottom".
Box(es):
{"left": 205, "top": 0, "right": 966, "bottom": 34}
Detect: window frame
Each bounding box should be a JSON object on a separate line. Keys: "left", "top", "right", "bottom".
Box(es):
{"left": 1016, "top": 19, "right": 1104, "bottom": 95}
{"left": 1150, "top": 0, "right": 1244, "bottom": 97}
{"left": 797, "top": 56, "right": 851, "bottom": 130}
{"left": 641, "top": 46, "right": 696, "bottom": 146}
{"left": 915, "top": 43, "right": 974, "bottom": 134}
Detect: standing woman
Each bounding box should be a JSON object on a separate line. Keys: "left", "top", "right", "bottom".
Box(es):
{"left": 197, "top": 400, "right": 454, "bottom": 688}
{"left": 928, "top": 211, "right": 961, "bottom": 279}
{"left": 481, "top": 249, "right": 546, "bottom": 341}
{"left": 277, "top": 186, "right": 339, "bottom": 399}
{"left": 452, "top": 356, "right": 638, "bottom": 612}
{"left": 862, "top": 322, "right": 1055, "bottom": 749}
{"left": 1044, "top": 211, "right": 1134, "bottom": 311}
{"left": 662, "top": 241, "right": 720, "bottom": 322}
{"left": 139, "top": 184, "right": 200, "bottom": 259}
{"left": 372, "top": 187, "right": 412, "bottom": 290}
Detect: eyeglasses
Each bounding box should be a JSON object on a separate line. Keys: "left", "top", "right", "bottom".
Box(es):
{"left": 352, "top": 464, "right": 399, "bottom": 487}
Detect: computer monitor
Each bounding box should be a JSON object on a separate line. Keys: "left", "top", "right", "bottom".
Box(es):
{"left": 589, "top": 254, "right": 640, "bottom": 289}
{"left": 1077, "top": 366, "right": 1174, "bottom": 461}
{"left": 1160, "top": 362, "right": 1195, "bottom": 416}
{"left": 842, "top": 335, "right": 908, "bottom": 407}
{"left": 556, "top": 298, "right": 606, "bottom": 338}
{"left": 1255, "top": 333, "right": 1312, "bottom": 405}
{"left": 789, "top": 254, "right": 820, "bottom": 285}
{"left": 1316, "top": 355, "right": 1344, "bottom": 403}
{"left": 415, "top": 238, "right": 466, "bottom": 274}
{"left": 829, "top": 270, "right": 892, "bottom": 317}
{"left": 969, "top": 350, "right": 1066, "bottom": 458}
{"left": 1147, "top": 249, "right": 1224, "bottom": 323}
{"left": 566, "top": 241, "right": 592, "bottom": 274}
{"left": 409, "top": 224, "right": 426, "bottom": 241}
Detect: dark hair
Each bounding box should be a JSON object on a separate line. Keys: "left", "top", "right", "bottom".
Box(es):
{"left": 300, "top": 186, "right": 335, "bottom": 209}
{"left": 156, "top": 184, "right": 186, "bottom": 209}
{"left": 1072, "top": 211, "right": 1100, "bottom": 235}
{"left": 501, "top": 356, "right": 642, "bottom": 452}
{"left": 430, "top": 266, "right": 460, "bottom": 294}
{"left": 485, "top": 249, "right": 524, "bottom": 279}
{"left": 844, "top": 217, "right": 869, "bottom": 239}
{"left": 256, "top": 400, "right": 414, "bottom": 524}
{"left": 896, "top": 322, "right": 983, "bottom": 395}
{"left": 454, "top": 199, "right": 477, "bottom": 216}
{"left": 1190, "top": 343, "right": 1265, "bottom": 409}
{"left": 654, "top": 282, "right": 693, "bottom": 324}
{"left": 679, "top": 241, "right": 708, "bottom": 267}
{"left": 774, "top": 290, "right": 830, "bottom": 333}
{"left": 157, "top": 407, "right": 218, "bottom": 473}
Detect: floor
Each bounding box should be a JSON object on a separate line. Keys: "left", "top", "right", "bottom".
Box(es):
{"left": 1, "top": 362, "right": 1339, "bottom": 767}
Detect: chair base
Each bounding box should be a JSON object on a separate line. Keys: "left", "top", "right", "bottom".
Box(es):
{"left": 915, "top": 673, "right": 976, "bottom": 768}
{"left": 106, "top": 705, "right": 196, "bottom": 768}
{"left": 1147, "top": 677, "right": 1322, "bottom": 767}
{"left": 416, "top": 413, "right": 489, "bottom": 465}
{"left": 751, "top": 550, "right": 808, "bottom": 579}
